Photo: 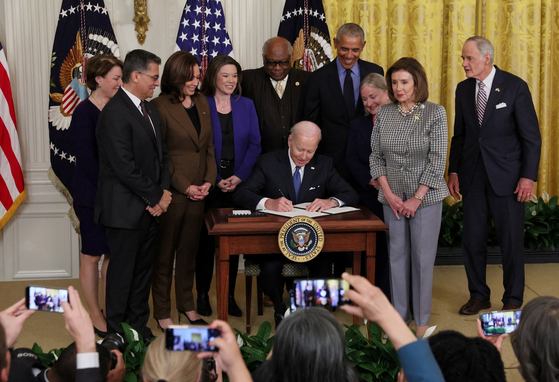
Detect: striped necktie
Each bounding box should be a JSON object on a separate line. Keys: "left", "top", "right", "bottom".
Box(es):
{"left": 477, "top": 82, "right": 487, "bottom": 126}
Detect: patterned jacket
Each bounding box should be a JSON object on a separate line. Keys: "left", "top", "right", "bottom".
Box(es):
{"left": 369, "top": 101, "right": 449, "bottom": 208}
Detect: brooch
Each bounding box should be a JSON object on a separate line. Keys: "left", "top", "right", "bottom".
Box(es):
{"left": 495, "top": 88, "right": 500, "bottom": 92}
{"left": 414, "top": 115, "right": 420, "bottom": 122}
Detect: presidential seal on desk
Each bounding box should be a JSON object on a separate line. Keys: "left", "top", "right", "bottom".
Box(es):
{"left": 278, "top": 216, "right": 324, "bottom": 262}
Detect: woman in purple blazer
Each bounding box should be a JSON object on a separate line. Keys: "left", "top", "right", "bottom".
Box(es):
{"left": 70, "top": 55, "right": 123, "bottom": 337}
{"left": 196, "top": 55, "right": 261, "bottom": 317}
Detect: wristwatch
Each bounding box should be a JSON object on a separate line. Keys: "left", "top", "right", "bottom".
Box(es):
{"left": 329, "top": 197, "right": 340, "bottom": 207}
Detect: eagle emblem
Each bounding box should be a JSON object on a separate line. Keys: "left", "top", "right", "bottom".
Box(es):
{"left": 291, "top": 228, "right": 313, "bottom": 251}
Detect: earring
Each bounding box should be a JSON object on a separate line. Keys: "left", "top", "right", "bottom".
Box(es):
{"left": 97, "top": 83, "right": 101, "bottom": 88}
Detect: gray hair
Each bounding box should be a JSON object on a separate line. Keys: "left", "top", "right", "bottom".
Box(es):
{"left": 466, "top": 36, "right": 494, "bottom": 64}
{"left": 335, "top": 23, "right": 365, "bottom": 42}
{"left": 360, "top": 72, "right": 387, "bottom": 92}
{"left": 262, "top": 37, "right": 293, "bottom": 56}
{"left": 290, "top": 121, "right": 322, "bottom": 142}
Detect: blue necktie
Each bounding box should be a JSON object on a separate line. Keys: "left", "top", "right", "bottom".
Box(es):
{"left": 293, "top": 166, "right": 301, "bottom": 202}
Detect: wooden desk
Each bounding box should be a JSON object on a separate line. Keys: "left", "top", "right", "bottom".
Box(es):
{"left": 205, "top": 207, "right": 388, "bottom": 321}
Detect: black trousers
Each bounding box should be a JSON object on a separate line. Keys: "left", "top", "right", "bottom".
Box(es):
{"left": 105, "top": 223, "right": 157, "bottom": 339}
{"left": 462, "top": 158, "right": 525, "bottom": 306}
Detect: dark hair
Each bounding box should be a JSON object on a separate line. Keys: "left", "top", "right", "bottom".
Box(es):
{"left": 160, "top": 51, "right": 200, "bottom": 103}
{"left": 85, "top": 55, "right": 123, "bottom": 91}
{"left": 50, "top": 342, "right": 111, "bottom": 382}
{"left": 122, "top": 49, "right": 161, "bottom": 83}
{"left": 200, "top": 55, "right": 242, "bottom": 97}
{"left": 510, "top": 296, "right": 559, "bottom": 382}
{"left": 428, "top": 330, "right": 506, "bottom": 382}
{"left": 386, "top": 57, "right": 429, "bottom": 103}
{"left": 264, "top": 308, "right": 359, "bottom": 382}
{"left": 0, "top": 322, "right": 6, "bottom": 371}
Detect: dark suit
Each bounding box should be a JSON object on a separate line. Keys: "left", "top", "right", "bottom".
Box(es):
{"left": 150, "top": 93, "right": 216, "bottom": 318}
{"left": 303, "top": 58, "right": 383, "bottom": 179}
{"left": 95, "top": 87, "right": 170, "bottom": 337}
{"left": 241, "top": 67, "right": 310, "bottom": 153}
{"left": 234, "top": 149, "right": 358, "bottom": 312}
{"left": 346, "top": 115, "right": 389, "bottom": 298}
{"left": 449, "top": 66, "right": 541, "bottom": 305}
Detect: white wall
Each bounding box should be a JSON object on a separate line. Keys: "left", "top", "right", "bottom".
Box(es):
{"left": 0, "top": 0, "right": 285, "bottom": 280}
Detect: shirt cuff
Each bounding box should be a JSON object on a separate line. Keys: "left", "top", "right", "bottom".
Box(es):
{"left": 331, "top": 197, "right": 344, "bottom": 207}
{"left": 256, "top": 198, "right": 269, "bottom": 210}
{"left": 77, "top": 352, "right": 100, "bottom": 370}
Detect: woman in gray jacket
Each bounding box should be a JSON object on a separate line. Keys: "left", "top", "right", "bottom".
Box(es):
{"left": 370, "top": 57, "right": 449, "bottom": 338}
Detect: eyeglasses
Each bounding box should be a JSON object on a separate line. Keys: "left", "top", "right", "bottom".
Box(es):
{"left": 138, "top": 72, "right": 159, "bottom": 81}
{"left": 264, "top": 60, "right": 291, "bottom": 69}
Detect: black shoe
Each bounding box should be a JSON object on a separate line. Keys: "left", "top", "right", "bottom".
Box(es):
{"left": 274, "top": 312, "right": 284, "bottom": 328}
{"left": 178, "top": 310, "right": 208, "bottom": 325}
{"left": 93, "top": 326, "right": 108, "bottom": 338}
{"left": 197, "top": 293, "right": 212, "bottom": 316}
{"left": 228, "top": 295, "right": 242, "bottom": 317}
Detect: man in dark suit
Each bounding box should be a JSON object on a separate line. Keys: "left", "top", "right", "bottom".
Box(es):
{"left": 234, "top": 121, "right": 358, "bottom": 326}
{"left": 448, "top": 36, "right": 541, "bottom": 315}
{"left": 303, "top": 23, "right": 383, "bottom": 180}
{"left": 242, "top": 37, "right": 310, "bottom": 154}
{"left": 95, "top": 49, "right": 171, "bottom": 338}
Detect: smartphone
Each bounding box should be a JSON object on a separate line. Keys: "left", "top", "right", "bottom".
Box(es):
{"left": 293, "top": 278, "right": 350, "bottom": 310}
{"left": 25, "top": 286, "right": 69, "bottom": 313}
{"left": 165, "top": 325, "right": 221, "bottom": 352}
{"left": 480, "top": 310, "right": 522, "bottom": 336}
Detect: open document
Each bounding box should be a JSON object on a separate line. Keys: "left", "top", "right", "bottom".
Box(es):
{"left": 260, "top": 203, "right": 359, "bottom": 218}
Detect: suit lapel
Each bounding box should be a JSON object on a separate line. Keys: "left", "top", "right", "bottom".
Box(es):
{"left": 278, "top": 150, "right": 297, "bottom": 201}
{"left": 119, "top": 88, "right": 157, "bottom": 146}
{"left": 463, "top": 79, "right": 478, "bottom": 128}
{"left": 481, "top": 67, "right": 504, "bottom": 128}
{"left": 167, "top": 97, "right": 200, "bottom": 148}
{"left": 326, "top": 61, "right": 346, "bottom": 114}
{"left": 298, "top": 156, "right": 318, "bottom": 203}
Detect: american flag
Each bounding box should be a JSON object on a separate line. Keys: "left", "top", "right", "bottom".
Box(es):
{"left": 175, "top": 0, "right": 234, "bottom": 77}
{"left": 47, "top": 0, "right": 118, "bottom": 205}
{"left": 278, "top": 0, "right": 333, "bottom": 72}
{"left": 0, "top": 41, "right": 26, "bottom": 230}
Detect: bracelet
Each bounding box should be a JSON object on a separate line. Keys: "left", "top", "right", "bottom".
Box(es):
{"left": 414, "top": 193, "right": 424, "bottom": 201}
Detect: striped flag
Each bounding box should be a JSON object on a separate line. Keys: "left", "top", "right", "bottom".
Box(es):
{"left": 175, "top": 0, "right": 234, "bottom": 78}
{"left": 48, "top": 0, "right": 118, "bottom": 204}
{"left": 0, "top": 41, "right": 26, "bottom": 230}
{"left": 278, "top": 0, "right": 333, "bottom": 72}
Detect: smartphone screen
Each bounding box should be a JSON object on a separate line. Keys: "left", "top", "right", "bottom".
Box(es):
{"left": 165, "top": 326, "right": 221, "bottom": 352}
{"left": 293, "top": 278, "right": 350, "bottom": 310}
{"left": 25, "top": 286, "right": 69, "bottom": 313}
{"left": 480, "top": 310, "right": 522, "bottom": 335}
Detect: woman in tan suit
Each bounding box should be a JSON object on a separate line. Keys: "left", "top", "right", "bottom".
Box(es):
{"left": 151, "top": 51, "right": 217, "bottom": 329}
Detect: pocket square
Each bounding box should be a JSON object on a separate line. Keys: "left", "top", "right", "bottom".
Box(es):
{"left": 309, "top": 185, "right": 320, "bottom": 190}
{"left": 496, "top": 102, "right": 507, "bottom": 109}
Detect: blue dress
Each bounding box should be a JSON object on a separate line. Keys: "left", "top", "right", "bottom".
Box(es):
{"left": 71, "top": 98, "right": 110, "bottom": 256}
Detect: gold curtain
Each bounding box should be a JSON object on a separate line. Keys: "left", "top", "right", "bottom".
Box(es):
{"left": 322, "top": 0, "right": 558, "bottom": 197}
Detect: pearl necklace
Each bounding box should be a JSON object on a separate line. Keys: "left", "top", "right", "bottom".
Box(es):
{"left": 397, "top": 102, "right": 421, "bottom": 116}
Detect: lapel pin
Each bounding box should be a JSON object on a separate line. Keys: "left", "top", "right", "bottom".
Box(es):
{"left": 295, "top": 81, "right": 300, "bottom": 86}
{"left": 495, "top": 88, "right": 500, "bottom": 92}
{"left": 414, "top": 115, "right": 419, "bottom": 121}
{"left": 311, "top": 166, "right": 315, "bottom": 170}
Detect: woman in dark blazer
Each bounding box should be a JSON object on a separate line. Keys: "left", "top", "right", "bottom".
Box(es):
{"left": 346, "top": 73, "right": 391, "bottom": 299}
{"left": 196, "top": 55, "right": 261, "bottom": 317}
{"left": 151, "top": 51, "right": 217, "bottom": 328}
{"left": 71, "top": 54, "right": 122, "bottom": 337}
{"left": 370, "top": 58, "right": 449, "bottom": 338}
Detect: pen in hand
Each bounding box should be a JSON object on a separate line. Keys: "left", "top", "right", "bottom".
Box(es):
{"left": 278, "top": 189, "right": 293, "bottom": 211}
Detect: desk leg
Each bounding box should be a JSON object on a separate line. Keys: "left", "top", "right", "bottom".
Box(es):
{"left": 216, "top": 236, "right": 230, "bottom": 321}
{"left": 352, "top": 251, "right": 362, "bottom": 325}
{"left": 365, "top": 232, "right": 376, "bottom": 285}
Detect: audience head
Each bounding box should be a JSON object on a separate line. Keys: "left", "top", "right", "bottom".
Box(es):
{"left": 462, "top": 36, "right": 494, "bottom": 81}
{"left": 0, "top": 323, "right": 8, "bottom": 382}
{"left": 160, "top": 51, "right": 201, "bottom": 103}
{"left": 48, "top": 342, "right": 111, "bottom": 382}
{"left": 386, "top": 57, "right": 429, "bottom": 104}
{"left": 200, "top": 54, "right": 242, "bottom": 97}
{"left": 262, "top": 37, "right": 293, "bottom": 81}
{"left": 428, "top": 330, "right": 506, "bottom": 382}
{"left": 142, "top": 335, "right": 202, "bottom": 382}
{"left": 510, "top": 296, "right": 559, "bottom": 382}
{"left": 268, "top": 307, "right": 359, "bottom": 382}
{"left": 360, "top": 73, "right": 390, "bottom": 116}
{"left": 288, "top": 121, "right": 322, "bottom": 168}
{"left": 85, "top": 55, "right": 123, "bottom": 93}
{"left": 122, "top": 49, "right": 161, "bottom": 99}
{"left": 334, "top": 23, "right": 366, "bottom": 70}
